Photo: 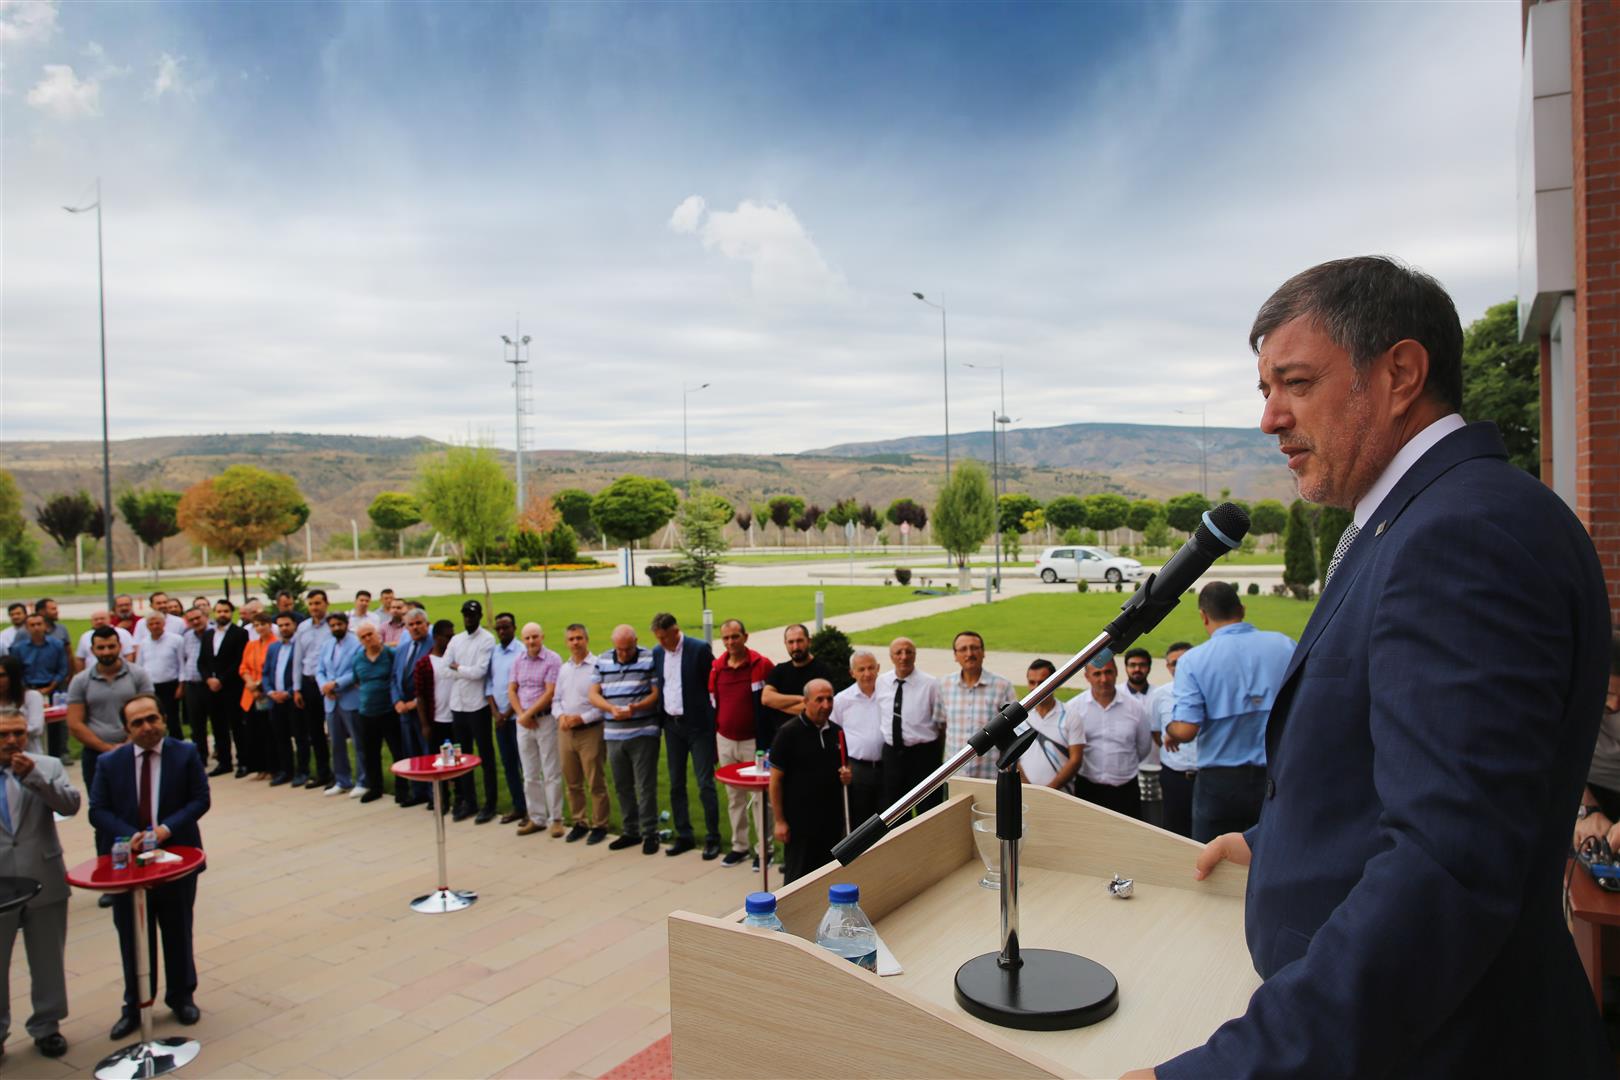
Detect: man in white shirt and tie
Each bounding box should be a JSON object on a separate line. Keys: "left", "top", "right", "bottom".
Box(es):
{"left": 0, "top": 706, "right": 81, "bottom": 1061}
{"left": 875, "top": 637, "right": 943, "bottom": 814}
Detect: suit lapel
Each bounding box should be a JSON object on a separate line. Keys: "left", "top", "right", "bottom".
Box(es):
{"left": 1270, "top": 423, "right": 1510, "bottom": 722}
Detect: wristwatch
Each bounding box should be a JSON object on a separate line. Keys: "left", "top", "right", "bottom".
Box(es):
{"left": 1579, "top": 804, "right": 1603, "bottom": 820}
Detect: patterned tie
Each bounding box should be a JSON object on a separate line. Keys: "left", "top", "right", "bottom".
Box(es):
{"left": 0, "top": 773, "right": 12, "bottom": 834}
{"left": 891, "top": 679, "right": 905, "bottom": 750}
{"left": 1324, "top": 522, "right": 1361, "bottom": 587}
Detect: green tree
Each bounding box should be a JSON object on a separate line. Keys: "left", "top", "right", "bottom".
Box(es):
{"left": 0, "top": 534, "right": 38, "bottom": 579}
{"left": 1142, "top": 516, "right": 1171, "bottom": 550}
{"left": 0, "top": 471, "right": 25, "bottom": 547}
{"left": 366, "top": 491, "right": 422, "bottom": 556}
{"left": 768, "top": 495, "right": 806, "bottom": 545}
{"left": 553, "top": 488, "right": 599, "bottom": 543}
{"left": 1283, "top": 499, "right": 1317, "bottom": 599}
{"left": 1127, "top": 499, "right": 1164, "bottom": 533}
{"left": 934, "top": 460, "right": 996, "bottom": 568}
{"left": 998, "top": 493, "right": 1041, "bottom": 534}
{"left": 884, "top": 498, "right": 928, "bottom": 535}
{"left": 1020, "top": 508, "right": 1046, "bottom": 535}
{"left": 1315, "top": 506, "right": 1353, "bottom": 587}
{"left": 670, "top": 493, "right": 731, "bottom": 608}
{"left": 591, "top": 475, "right": 679, "bottom": 587}
{"left": 416, "top": 445, "right": 516, "bottom": 607}
{"left": 824, "top": 498, "right": 859, "bottom": 527}
{"left": 1462, "top": 300, "right": 1539, "bottom": 475}
{"left": 1250, "top": 498, "right": 1288, "bottom": 539}
{"left": 1165, "top": 492, "right": 1213, "bottom": 535}
{"left": 117, "top": 488, "right": 183, "bottom": 578}
{"left": 178, "top": 466, "right": 307, "bottom": 599}
{"left": 1043, "top": 495, "right": 1087, "bottom": 532}
{"left": 35, "top": 491, "right": 101, "bottom": 585}
{"left": 1082, "top": 493, "right": 1130, "bottom": 538}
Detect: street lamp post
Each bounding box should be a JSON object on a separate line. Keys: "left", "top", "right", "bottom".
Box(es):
{"left": 64, "top": 179, "right": 115, "bottom": 610}
{"left": 912, "top": 292, "right": 950, "bottom": 481}
{"left": 1176, "top": 406, "right": 1208, "bottom": 498}
{"left": 966, "top": 361, "right": 1011, "bottom": 594}
{"left": 501, "top": 327, "right": 532, "bottom": 515}
{"left": 682, "top": 382, "right": 710, "bottom": 496}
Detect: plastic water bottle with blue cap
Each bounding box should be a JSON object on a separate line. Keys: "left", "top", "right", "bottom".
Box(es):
{"left": 742, "top": 892, "right": 784, "bottom": 932}
{"left": 815, "top": 883, "right": 877, "bottom": 971}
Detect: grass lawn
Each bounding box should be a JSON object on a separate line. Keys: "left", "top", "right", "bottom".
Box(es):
{"left": 849, "top": 591, "right": 1318, "bottom": 657}
{"left": 3, "top": 575, "right": 328, "bottom": 605}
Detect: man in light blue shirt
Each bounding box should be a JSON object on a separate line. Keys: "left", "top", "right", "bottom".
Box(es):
{"left": 290, "top": 590, "right": 334, "bottom": 789}
{"left": 315, "top": 613, "right": 362, "bottom": 795}
{"left": 1167, "top": 582, "right": 1294, "bottom": 842}
{"left": 1149, "top": 642, "right": 1196, "bottom": 838}
{"left": 485, "top": 613, "right": 527, "bottom": 825}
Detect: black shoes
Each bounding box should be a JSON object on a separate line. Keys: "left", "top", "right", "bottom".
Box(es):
{"left": 109, "top": 1013, "right": 139, "bottom": 1040}
{"left": 35, "top": 1033, "right": 67, "bottom": 1058}
{"left": 474, "top": 809, "right": 496, "bottom": 825}
{"left": 702, "top": 840, "right": 723, "bottom": 861}
{"left": 499, "top": 811, "right": 523, "bottom": 825}
{"left": 607, "top": 834, "right": 641, "bottom": 851}
{"left": 564, "top": 823, "right": 589, "bottom": 843}
{"left": 304, "top": 777, "right": 325, "bottom": 790}
{"left": 98, "top": 894, "right": 116, "bottom": 908}
{"left": 665, "top": 838, "right": 696, "bottom": 857}
{"left": 269, "top": 773, "right": 291, "bottom": 787}
{"left": 642, "top": 836, "right": 660, "bottom": 855}
{"left": 290, "top": 774, "right": 309, "bottom": 788}
{"left": 451, "top": 806, "right": 474, "bottom": 822}
{"left": 720, "top": 850, "right": 749, "bottom": 867}
{"left": 173, "top": 1003, "right": 201, "bottom": 1025}
{"left": 586, "top": 826, "right": 608, "bottom": 845}
{"left": 359, "top": 790, "right": 383, "bottom": 804}
{"left": 233, "top": 767, "right": 248, "bottom": 779}
{"left": 207, "top": 764, "right": 232, "bottom": 777}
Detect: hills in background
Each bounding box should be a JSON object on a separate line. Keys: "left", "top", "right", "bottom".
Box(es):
{"left": 0, "top": 422, "right": 1292, "bottom": 570}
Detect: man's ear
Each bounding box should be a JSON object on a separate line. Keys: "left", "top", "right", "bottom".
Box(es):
{"left": 1384, "top": 338, "right": 1432, "bottom": 419}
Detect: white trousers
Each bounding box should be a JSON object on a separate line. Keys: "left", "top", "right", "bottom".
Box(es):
{"left": 716, "top": 734, "right": 756, "bottom": 854}
{"left": 516, "top": 715, "right": 564, "bottom": 825}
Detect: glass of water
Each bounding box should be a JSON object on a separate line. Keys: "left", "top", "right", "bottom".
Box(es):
{"left": 970, "top": 803, "right": 1025, "bottom": 890}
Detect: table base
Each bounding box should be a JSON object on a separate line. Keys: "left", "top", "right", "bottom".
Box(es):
{"left": 95, "top": 1036, "right": 200, "bottom": 1080}
{"left": 411, "top": 888, "right": 477, "bottom": 914}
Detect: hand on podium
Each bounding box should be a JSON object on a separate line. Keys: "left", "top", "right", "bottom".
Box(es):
{"left": 1193, "top": 832, "right": 1251, "bottom": 881}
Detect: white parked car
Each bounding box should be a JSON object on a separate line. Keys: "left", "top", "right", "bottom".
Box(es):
{"left": 1035, "top": 546, "right": 1146, "bottom": 585}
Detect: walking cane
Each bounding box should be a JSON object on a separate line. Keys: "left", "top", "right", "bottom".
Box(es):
{"left": 838, "top": 729, "right": 852, "bottom": 836}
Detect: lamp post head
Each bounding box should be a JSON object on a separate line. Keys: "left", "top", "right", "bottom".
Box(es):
{"left": 912, "top": 292, "right": 926, "bottom": 301}
{"left": 521, "top": 335, "right": 530, "bottom": 345}
{"left": 501, "top": 335, "right": 513, "bottom": 345}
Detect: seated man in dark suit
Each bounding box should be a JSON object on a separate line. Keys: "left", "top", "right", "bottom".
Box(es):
{"left": 89, "top": 693, "right": 211, "bottom": 1039}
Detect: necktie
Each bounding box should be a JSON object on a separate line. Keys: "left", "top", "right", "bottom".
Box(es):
{"left": 892, "top": 679, "right": 905, "bottom": 750}
{"left": 1324, "top": 522, "right": 1361, "bottom": 587}
{"left": 0, "top": 773, "right": 12, "bottom": 834}
{"left": 139, "top": 749, "right": 154, "bottom": 831}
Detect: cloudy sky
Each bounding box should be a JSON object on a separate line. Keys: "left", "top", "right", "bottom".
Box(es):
{"left": 2, "top": 1, "right": 1521, "bottom": 457}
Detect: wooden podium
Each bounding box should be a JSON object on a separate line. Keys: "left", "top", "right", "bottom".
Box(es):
{"left": 668, "top": 779, "right": 1260, "bottom": 1078}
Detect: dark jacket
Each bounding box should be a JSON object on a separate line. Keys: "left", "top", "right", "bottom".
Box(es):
{"left": 651, "top": 634, "right": 716, "bottom": 731}
{"left": 88, "top": 736, "right": 211, "bottom": 860}
{"left": 199, "top": 623, "right": 247, "bottom": 686}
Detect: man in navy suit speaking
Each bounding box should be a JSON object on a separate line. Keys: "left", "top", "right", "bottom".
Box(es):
{"left": 89, "top": 693, "right": 211, "bottom": 1040}
{"left": 1137, "top": 257, "right": 1612, "bottom": 1077}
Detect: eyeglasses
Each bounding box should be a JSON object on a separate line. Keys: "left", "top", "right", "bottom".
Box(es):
{"left": 0, "top": 730, "right": 28, "bottom": 741}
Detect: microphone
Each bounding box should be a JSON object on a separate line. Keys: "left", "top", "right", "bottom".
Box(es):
{"left": 1099, "top": 502, "right": 1250, "bottom": 656}
{"left": 832, "top": 501, "right": 1250, "bottom": 865}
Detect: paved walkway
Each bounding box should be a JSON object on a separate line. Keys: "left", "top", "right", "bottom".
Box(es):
{"left": 5, "top": 768, "right": 754, "bottom": 1079}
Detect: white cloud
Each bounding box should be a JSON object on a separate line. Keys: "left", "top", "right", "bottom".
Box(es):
{"left": 150, "top": 52, "right": 189, "bottom": 99}
{"left": 0, "top": 0, "right": 57, "bottom": 45}
{"left": 667, "top": 194, "right": 705, "bottom": 235}
{"left": 26, "top": 64, "right": 99, "bottom": 117}
{"left": 670, "top": 196, "right": 845, "bottom": 302}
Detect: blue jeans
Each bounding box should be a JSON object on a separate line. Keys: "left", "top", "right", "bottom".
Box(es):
{"left": 327, "top": 704, "right": 357, "bottom": 788}
{"left": 495, "top": 713, "right": 527, "bottom": 819}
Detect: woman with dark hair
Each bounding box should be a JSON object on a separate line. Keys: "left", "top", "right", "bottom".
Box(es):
{"left": 0, "top": 652, "right": 46, "bottom": 754}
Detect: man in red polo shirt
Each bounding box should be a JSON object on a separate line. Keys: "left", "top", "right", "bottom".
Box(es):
{"left": 709, "top": 618, "right": 773, "bottom": 869}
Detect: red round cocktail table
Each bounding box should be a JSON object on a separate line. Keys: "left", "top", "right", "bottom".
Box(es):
{"left": 68, "top": 846, "right": 206, "bottom": 1079}
{"left": 391, "top": 754, "right": 482, "bottom": 913}
{"left": 716, "top": 761, "right": 775, "bottom": 893}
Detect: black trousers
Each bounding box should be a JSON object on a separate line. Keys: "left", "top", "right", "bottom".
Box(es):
{"left": 1159, "top": 766, "right": 1196, "bottom": 838}
{"left": 848, "top": 758, "right": 884, "bottom": 826}
{"left": 182, "top": 681, "right": 210, "bottom": 758}
{"left": 783, "top": 825, "right": 841, "bottom": 884}
{"left": 882, "top": 738, "right": 943, "bottom": 815}
{"left": 1192, "top": 764, "right": 1267, "bottom": 843}
{"left": 208, "top": 682, "right": 242, "bottom": 768}
{"left": 268, "top": 698, "right": 296, "bottom": 778}
{"left": 664, "top": 720, "right": 720, "bottom": 844}
{"left": 451, "top": 707, "right": 497, "bottom": 812}
{"left": 1074, "top": 775, "right": 1143, "bottom": 820}
{"left": 153, "top": 681, "right": 181, "bottom": 737}
{"left": 112, "top": 874, "right": 197, "bottom": 1015}
{"left": 298, "top": 675, "right": 331, "bottom": 782}
{"left": 358, "top": 711, "right": 405, "bottom": 800}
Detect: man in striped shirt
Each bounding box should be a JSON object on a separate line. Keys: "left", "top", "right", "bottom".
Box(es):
{"left": 588, "top": 625, "right": 662, "bottom": 854}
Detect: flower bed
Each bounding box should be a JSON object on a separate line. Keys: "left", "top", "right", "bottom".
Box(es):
{"left": 428, "top": 561, "right": 608, "bottom": 574}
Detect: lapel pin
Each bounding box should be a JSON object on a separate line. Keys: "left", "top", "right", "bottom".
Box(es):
{"left": 1375, "top": 520, "right": 1388, "bottom": 537}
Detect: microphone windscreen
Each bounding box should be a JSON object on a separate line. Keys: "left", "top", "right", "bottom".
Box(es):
{"left": 1196, "top": 502, "right": 1251, "bottom": 553}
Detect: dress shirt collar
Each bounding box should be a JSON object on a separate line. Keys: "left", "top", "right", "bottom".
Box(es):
{"left": 1352, "top": 412, "right": 1465, "bottom": 530}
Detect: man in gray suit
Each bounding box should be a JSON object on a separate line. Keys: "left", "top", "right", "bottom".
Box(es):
{"left": 0, "top": 705, "right": 80, "bottom": 1062}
